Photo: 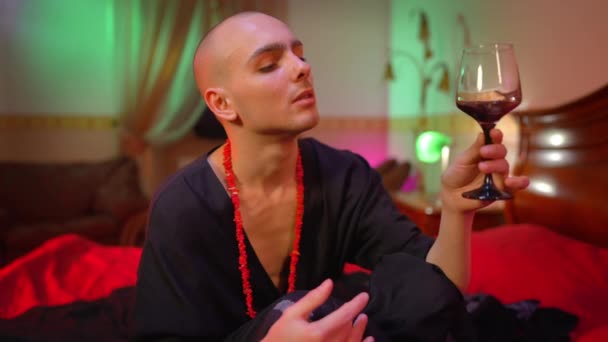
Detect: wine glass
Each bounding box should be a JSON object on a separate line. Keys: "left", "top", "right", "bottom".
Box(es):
{"left": 456, "top": 43, "right": 522, "bottom": 200}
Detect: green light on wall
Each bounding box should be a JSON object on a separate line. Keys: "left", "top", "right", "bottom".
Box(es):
{"left": 9, "top": 0, "right": 118, "bottom": 113}
{"left": 415, "top": 131, "right": 451, "bottom": 163}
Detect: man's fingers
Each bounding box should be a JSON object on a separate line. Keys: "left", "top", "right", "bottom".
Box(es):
{"left": 505, "top": 176, "right": 530, "bottom": 191}
{"left": 479, "top": 159, "right": 510, "bottom": 175}
{"left": 458, "top": 130, "right": 507, "bottom": 168}
{"left": 479, "top": 144, "right": 507, "bottom": 160}
{"left": 284, "top": 279, "right": 333, "bottom": 319}
{"left": 455, "top": 132, "right": 485, "bottom": 165}
{"left": 313, "top": 292, "right": 369, "bottom": 334}
{"left": 490, "top": 128, "right": 504, "bottom": 144}
{"left": 349, "top": 314, "right": 369, "bottom": 342}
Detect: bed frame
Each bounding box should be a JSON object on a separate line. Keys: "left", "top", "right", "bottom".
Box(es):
{"left": 506, "top": 84, "right": 608, "bottom": 247}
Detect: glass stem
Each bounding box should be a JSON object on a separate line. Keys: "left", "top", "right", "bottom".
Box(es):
{"left": 481, "top": 123, "right": 496, "bottom": 183}
{"left": 482, "top": 123, "right": 495, "bottom": 145}
{"left": 462, "top": 122, "right": 512, "bottom": 200}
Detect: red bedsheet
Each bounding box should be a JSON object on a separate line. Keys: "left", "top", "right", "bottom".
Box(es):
{"left": 0, "top": 234, "right": 140, "bottom": 319}
{"left": 468, "top": 224, "right": 608, "bottom": 340}
{"left": 1, "top": 225, "right": 607, "bottom": 341}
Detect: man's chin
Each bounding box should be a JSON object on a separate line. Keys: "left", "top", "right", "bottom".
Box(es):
{"left": 304, "top": 111, "right": 320, "bottom": 129}
{"left": 294, "top": 117, "right": 319, "bottom": 136}
{"left": 257, "top": 111, "right": 320, "bottom": 136}
{"left": 300, "top": 109, "right": 320, "bottom": 128}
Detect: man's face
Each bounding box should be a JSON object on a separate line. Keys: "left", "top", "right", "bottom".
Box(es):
{"left": 222, "top": 15, "right": 319, "bottom": 135}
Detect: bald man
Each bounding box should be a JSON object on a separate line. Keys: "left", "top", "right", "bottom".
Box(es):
{"left": 134, "top": 11, "right": 528, "bottom": 342}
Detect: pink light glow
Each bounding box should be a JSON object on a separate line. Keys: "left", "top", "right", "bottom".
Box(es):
{"left": 305, "top": 128, "right": 388, "bottom": 167}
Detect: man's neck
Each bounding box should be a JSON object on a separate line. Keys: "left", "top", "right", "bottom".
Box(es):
{"left": 212, "top": 134, "right": 300, "bottom": 193}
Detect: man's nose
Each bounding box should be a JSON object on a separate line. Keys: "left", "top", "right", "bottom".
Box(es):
{"left": 290, "top": 54, "right": 311, "bottom": 81}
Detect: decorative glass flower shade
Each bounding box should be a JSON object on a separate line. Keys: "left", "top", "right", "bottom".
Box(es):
{"left": 415, "top": 131, "right": 451, "bottom": 163}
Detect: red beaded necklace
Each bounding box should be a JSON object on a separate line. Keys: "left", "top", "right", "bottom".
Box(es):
{"left": 223, "top": 139, "right": 304, "bottom": 319}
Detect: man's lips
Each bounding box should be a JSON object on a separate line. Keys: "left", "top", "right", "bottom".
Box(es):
{"left": 292, "top": 89, "right": 315, "bottom": 103}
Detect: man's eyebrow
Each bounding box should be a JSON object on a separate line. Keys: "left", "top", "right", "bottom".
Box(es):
{"left": 248, "top": 39, "right": 303, "bottom": 63}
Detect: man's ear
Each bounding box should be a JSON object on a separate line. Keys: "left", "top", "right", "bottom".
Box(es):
{"left": 204, "top": 88, "right": 237, "bottom": 122}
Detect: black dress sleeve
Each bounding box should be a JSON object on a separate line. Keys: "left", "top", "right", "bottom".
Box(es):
{"left": 322, "top": 145, "right": 477, "bottom": 341}
{"left": 133, "top": 176, "right": 248, "bottom": 341}
{"left": 337, "top": 152, "right": 435, "bottom": 269}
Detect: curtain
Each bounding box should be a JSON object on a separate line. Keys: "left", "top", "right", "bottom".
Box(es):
{"left": 117, "top": 0, "right": 285, "bottom": 156}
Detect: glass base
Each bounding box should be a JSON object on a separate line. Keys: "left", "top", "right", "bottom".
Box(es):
{"left": 462, "top": 184, "right": 512, "bottom": 201}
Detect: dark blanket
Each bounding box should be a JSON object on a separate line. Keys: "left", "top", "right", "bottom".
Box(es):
{"left": 466, "top": 293, "right": 578, "bottom": 342}
{"left": 225, "top": 252, "right": 474, "bottom": 342}
{"left": 0, "top": 285, "right": 577, "bottom": 342}
{"left": 0, "top": 287, "right": 134, "bottom": 342}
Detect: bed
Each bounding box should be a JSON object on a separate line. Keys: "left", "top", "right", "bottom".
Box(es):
{"left": 1, "top": 85, "right": 607, "bottom": 341}
{"left": 467, "top": 83, "right": 608, "bottom": 341}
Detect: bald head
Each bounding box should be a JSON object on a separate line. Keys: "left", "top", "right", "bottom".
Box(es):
{"left": 193, "top": 12, "right": 288, "bottom": 95}
{"left": 191, "top": 11, "right": 317, "bottom": 134}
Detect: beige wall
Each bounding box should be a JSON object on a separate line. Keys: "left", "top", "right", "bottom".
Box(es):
{"left": 287, "top": 0, "right": 607, "bottom": 170}
{"left": 291, "top": 0, "right": 608, "bottom": 116}
{"left": 0, "top": 128, "right": 119, "bottom": 163}
{"left": 1, "top": 1, "right": 606, "bottom": 193}
{"left": 287, "top": 0, "right": 390, "bottom": 117}
{"left": 458, "top": 0, "right": 608, "bottom": 110}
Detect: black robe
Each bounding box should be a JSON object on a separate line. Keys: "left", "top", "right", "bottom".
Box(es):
{"left": 134, "top": 138, "right": 469, "bottom": 341}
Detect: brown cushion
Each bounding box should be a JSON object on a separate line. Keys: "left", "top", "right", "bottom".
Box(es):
{"left": 4, "top": 215, "right": 117, "bottom": 262}
{"left": 0, "top": 208, "right": 11, "bottom": 230}
{"left": 92, "top": 158, "right": 148, "bottom": 222}
{"left": 0, "top": 160, "right": 123, "bottom": 223}
{"left": 380, "top": 161, "right": 412, "bottom": 192}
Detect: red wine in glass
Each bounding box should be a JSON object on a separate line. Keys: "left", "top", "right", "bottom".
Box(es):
{"left": 456, "top": 43, "right": 522, "bottom": 200}
{"left": 456, "top": 98, "right": 520, "bottom": 125}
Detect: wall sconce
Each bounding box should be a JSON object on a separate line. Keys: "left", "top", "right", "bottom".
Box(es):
{"left": 385, "top": 52, "right": 451, "bottom": 118}
{"left": 457, "top": 14, "right": 471, "bottom": 48}
{"left": 386, "top": 9, "right": 472, "bottom": 197}
{"left": 415, "top": 131, "right": 451, "bottom": 167}
{"left": 385, "top": 8, "right": 451, "bottom": 118}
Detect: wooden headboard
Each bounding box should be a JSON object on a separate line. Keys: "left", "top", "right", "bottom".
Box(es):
{"left": 506, "top": 84, "right": 608, "bottom": 247}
